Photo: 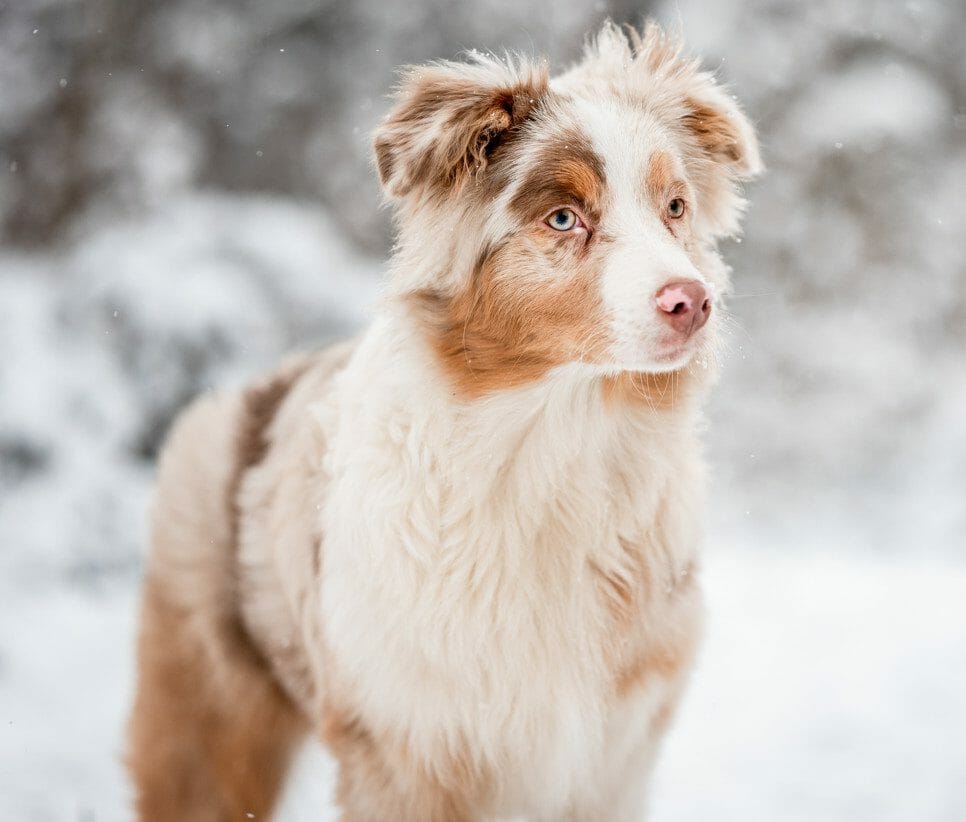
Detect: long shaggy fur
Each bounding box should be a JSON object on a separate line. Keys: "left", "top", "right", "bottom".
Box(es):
{"left": 127, "top": 20, "right": 760, "bottom": 821}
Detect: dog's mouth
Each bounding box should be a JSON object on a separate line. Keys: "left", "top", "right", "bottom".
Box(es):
{"left": 605, "top": 323, "right": 712, "bottom": 374}
{"left": 656, "top": 327, "right": 707, "bottom": 359}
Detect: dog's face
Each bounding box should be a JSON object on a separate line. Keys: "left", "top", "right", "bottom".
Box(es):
{"left": 375, "top": 23, "right": 761, "bottom": 397}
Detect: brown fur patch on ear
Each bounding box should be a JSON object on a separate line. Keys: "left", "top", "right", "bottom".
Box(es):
{"left": 374, "top": 135, "right": 398, "bottom": 190}
{"left": 374, "top": 59, "right": 548, "bottom": 199}
{"left": 683, "top": 98, "right": 746, "bottom": 167}
{"left": 676, "top": 90, "right": 760, "bottom": 236}
{"left": 409, "top": 241, "right": 608, "bottom": 398}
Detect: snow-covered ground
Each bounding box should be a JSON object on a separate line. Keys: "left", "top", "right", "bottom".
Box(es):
{"left": 4, "top": 540, "right": 965, "bottom": 821}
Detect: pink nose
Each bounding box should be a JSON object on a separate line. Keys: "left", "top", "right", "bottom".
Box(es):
{"left": 655, "top": 279, "right": 711, "bottom": 337}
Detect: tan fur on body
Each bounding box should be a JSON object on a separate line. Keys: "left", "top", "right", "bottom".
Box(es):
{"left": 128, "top": 21, "right": 760, "bottom": 820}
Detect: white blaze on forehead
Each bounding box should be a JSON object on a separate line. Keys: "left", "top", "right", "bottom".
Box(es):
{"left": 563, "top": 94, "right": 707, "bottom": 369}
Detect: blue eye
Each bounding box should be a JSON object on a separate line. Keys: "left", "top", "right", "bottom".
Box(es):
{"left": 547, "top": 208, "right": 578, "bottom": 231}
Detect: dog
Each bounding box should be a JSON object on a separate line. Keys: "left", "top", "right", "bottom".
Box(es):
{"left": 127, "top": 20, "right": 760, "bottom": 821}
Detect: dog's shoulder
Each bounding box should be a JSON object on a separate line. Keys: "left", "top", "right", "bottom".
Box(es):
{"left": 237, "top": 340, "right": 356, "bottom": 471}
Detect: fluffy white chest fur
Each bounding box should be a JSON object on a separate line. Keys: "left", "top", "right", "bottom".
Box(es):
{"left": 234, "top": 315, "right": 706, "bottom": 817}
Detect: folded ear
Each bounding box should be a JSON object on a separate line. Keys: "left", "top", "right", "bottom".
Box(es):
{"left": 683, "top": 86, "right": 762, "bottom": 181}
{"left": 677, "top": 80, "right": 762, "bottom": 238}
{"left": 373, "top": 56, "right": 548, "bottom": 200}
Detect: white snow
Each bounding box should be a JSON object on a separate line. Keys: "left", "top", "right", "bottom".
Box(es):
{"left": 653, "top": 544, "right": 966, "bottom": 822}
{"left": 3, "top": 544, "right": 964, "bottom": 820}
{"left": 784, "top": 61, "right": 948, "bottom": 149}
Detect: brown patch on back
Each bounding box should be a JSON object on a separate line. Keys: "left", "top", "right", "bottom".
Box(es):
{"left": 235, "top": 362, "right": 309, "bottom": 475}
{"left": 217, "top": 358, "right": 313, "bottom": 697}
{"left": 410, "top": 240, "right": 609, "bottom": 398}
{"left": 229, "top": 358, "right": 311, "bottom": 541}
{"left": 129, "top": 351, "right": 339, "bottom": 818}
{"left": 507, "top": 129, "right": 606, "bottom": 225}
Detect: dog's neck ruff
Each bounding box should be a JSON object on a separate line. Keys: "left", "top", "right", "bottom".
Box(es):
{"left": 313, "top": 304, "right": 706, "bottom": 811}
{"left": 316, "top": 304, "right": 705, "bottom": 555}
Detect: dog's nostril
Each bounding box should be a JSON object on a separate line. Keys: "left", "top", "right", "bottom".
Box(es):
{"left": 655, "top": 279, "right": 712, "bottom": 336}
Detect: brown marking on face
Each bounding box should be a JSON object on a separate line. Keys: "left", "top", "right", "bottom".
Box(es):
{"left": 507, "top": 129, "right": 607, "bottom": 226}
{"left": 644, "top": 149, "right": 690, "bottom": 211}
{"left": 373, "top": 65, "right": 548, "bottom": 199}
{"left": 410, "top": 237, "right": 609, "bottom": 398}
{"left": 404, "top": 128, "right": 611, "bottom": 398}
{"left": 644, "top": 149, "right": 695, "bottom": 242}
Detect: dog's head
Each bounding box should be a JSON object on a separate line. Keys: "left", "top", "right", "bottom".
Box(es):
{"left": 374, "top": 22, "right": 761, "bottom": 398}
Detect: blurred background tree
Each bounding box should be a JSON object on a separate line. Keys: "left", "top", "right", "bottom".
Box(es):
{"left": 1, "top": 0, "right": 653, "bottom": 252}
{"left": 0, "top": 0, "right": 963, "bottom": 572}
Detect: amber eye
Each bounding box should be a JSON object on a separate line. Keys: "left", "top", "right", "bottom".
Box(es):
{"left": 547, "top": 208, "right": 579, "bottom": 231}
{"left": 667, "top": 198, "right": 686, "bottom": 219}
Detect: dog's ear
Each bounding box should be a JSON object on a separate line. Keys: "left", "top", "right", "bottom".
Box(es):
{"left": 679, "top": 82, "right": 762, "bottom": 237}
{"left": 373, "top": 56, "right": 548, "bottom": 200}
{"left": 612, "top": 20, "right": 761, "bottom": 236}
{"left": 682, "top": 87, "right": 761, "bottom": 181}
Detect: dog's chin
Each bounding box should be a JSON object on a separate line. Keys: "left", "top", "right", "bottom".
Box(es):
{"left": 610, "top": 335, "right": 707, "bottom": 375}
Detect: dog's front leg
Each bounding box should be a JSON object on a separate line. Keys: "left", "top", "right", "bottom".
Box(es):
{"left": 323, "top": 706, "right": 480, "bottom": 822}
